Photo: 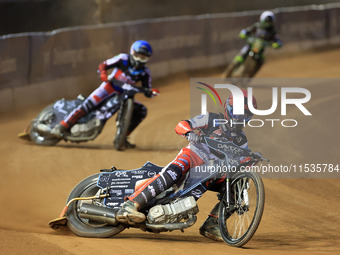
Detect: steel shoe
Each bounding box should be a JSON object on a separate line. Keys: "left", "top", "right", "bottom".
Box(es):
{"left": 199, "top": 216, "right": 223, "bottom": 242}
{"left": 116, "top": 200, "right": 145, "bottom": 224}
{"left": 50, "top": 124, "right": 66, "bottom": 138}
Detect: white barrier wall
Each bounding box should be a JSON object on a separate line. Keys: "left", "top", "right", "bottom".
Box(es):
{"left": 1, "top": 4, "right": 340, "bottom": 112}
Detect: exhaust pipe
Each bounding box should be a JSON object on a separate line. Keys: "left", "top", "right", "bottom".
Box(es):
{"left": 78, "top": 203, "right": 119, "bottom": 226}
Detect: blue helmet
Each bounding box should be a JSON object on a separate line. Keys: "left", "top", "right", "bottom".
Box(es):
{"left": 130, "top": 40, "right": 152, "bottom": 69}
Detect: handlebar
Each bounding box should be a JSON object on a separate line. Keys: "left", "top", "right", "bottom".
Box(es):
{"left": 114, "top": 83, "right": 160, "bottom": 97}
{"left": 249, "top": 152, "right": 270, "bottom": 162}
{"left": 151, "top": 88, "right": 160, "bottom": 96}
{"left": 246, "top": 36, "right": 269, "bottom": 47}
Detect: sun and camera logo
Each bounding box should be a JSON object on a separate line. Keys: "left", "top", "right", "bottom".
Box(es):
{"left": 196, "top": 82, "right": 223, "bottom": 110}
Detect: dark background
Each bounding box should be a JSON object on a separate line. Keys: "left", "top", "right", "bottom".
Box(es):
{"left": 1, "top": 0, "right": 339, "bottom": 36}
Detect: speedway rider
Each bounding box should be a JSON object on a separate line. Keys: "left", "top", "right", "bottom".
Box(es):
{"left": 116, "top": 89, "right": 257, "bottom": 241}
{"left": 51, "top": 40, "right": 156, "bottom": 148}
{"left": 230, "top": 11, "right": 282, "bottom": 71}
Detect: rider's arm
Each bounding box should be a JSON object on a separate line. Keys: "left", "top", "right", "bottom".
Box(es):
{"left": 98, "top": 62, "right": 109, "bottom": 82}
{"left": 175, "top": 113, "right": 210, "bottom": 137}
{"left": 140, "top": 68, "right": 154, "bottom": 98}
{"left": 98, "top": 54, "right": 133, "bottom": 84}
{"left": 98, "top": 54, "right": 122, "bottom": 81}
{"left": 236, "top": 131, "right": 248, "bottom": 148}
{"left": 239, "top": 23, "right": 257, "bottom": 39}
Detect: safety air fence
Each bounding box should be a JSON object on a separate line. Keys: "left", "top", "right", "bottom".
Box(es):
{"left": 1, "top": 3, "right": 340, "bottom": 112}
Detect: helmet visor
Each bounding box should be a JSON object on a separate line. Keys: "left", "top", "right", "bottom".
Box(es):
{"left": 232, "top": 113, "right": 253, "bottom": 122}
{"left": 262, "top": 16, "right": 274, "bottom": 27}
{"left": 264, "top": 16, "right": 273, "bottom": 23}
{"left": 227, "top": 105, "right": 253, "bottom": 122}
{"left": 131, "top": 51, "right": 149, "bottom": 63}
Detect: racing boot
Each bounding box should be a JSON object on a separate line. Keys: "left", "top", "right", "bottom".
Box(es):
{"left": 50, "top": 123, "right": 67, "bottom": 138}
{"left": 125, "top": 137, "right": 136, "bottom": 148}
{"left": 199, "top": 203, "right": 223, "bottom": 241}
{"left": 116, "top": 200, "right": 146, "bottom": 224}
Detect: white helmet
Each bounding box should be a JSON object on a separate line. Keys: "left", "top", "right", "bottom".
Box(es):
{"left": 260, "top": 11, "right": 275, "bottom": 25}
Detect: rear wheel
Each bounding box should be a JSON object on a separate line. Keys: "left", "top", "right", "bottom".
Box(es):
{"left": 222, "top": 61, "right": 243, "bottom": 78}
{"left": 66, "top": 174, "right": 125, "bottom": 237}
{"left": 114, "top": 98, "right": 134, "bottom": 151}
{"left": 29, "top": 105, "right": 61, "bottom": 146}
{"left": 218, "top": 171, "right": 265, "bottom": 247}
{"left": 243, "top": 56, "right": 262, "bottom": 78}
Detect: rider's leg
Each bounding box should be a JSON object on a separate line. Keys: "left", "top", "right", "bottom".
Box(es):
{"left": 233, "top": 44, "right": 250, "bottom": 64}
{"left": 51, "top": 82, "right": 115, "bottom": 137}
{"left": 60, "top": 99, "right": 94, "bottom": 129}
{"left": 199, "top": 202, "right": 223, "bottom": 241}
{"left": 128, "top": 102, "right": 147, "bottom": 134}
{"left": 116, "top": 147, "right": 204, "bottom": 223}
{"left": 123, "top": 102, "right": 147, "bottom": 148}
{"left": 199, "top": 178, "right": 227, "bottom": 241}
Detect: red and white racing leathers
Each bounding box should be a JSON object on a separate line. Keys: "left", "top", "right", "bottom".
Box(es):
{"left": 60, "top": 53, "right": 152, "bottom": 132}
{"left": 128, "top": 112, "right": 249, "bottom": 209}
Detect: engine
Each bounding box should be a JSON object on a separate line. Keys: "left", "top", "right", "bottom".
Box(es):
{"left": 70, "top": 118, "right": 101, "bottom": 137}
{"left": 147, "top": 196, "right": 199, "bottom": 224}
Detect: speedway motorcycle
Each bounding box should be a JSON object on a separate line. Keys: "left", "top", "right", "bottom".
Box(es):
{"left": 222, "top": 37, "right": 270, "bottom": 79}
{"left": 18, "top": 84, "right": 159, "bottom": 151}
{"left": 49, "top": 137, "right": 267, "bottom": 247}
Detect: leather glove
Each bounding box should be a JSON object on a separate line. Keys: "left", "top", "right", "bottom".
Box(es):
{"left": 186, "top": 132, "right": 201, "bottom": 143}
{"left": 272, "top": 42, "right": 281, "bottom": 49}
{"left": 239, "top": 29, "right": 248, "bottom": 39}
{"left": 144, "top": 88, "right": 160, "bottom": 98}
{"left": 144, "top": 88, "right": 153, "bottom": 98}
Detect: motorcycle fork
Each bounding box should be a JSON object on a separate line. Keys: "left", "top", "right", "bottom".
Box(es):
{"left": 218, "top": 160, "right": 231, "bottom": 209}
{"left": 224, "top": 170, "right": 231, "bottom": 209}
{"left": 116, "top": 100, "right": 125, "bottom": 124}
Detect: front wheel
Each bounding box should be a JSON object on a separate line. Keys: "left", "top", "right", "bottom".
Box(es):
{"left": 66, "top": 174, "right": 125, "bottom": 237}
{"left": 218, "top": 171, "right": 265, "bottom": 247}
{"left": 114, "top": 98, "right": 134, "bottom": 151}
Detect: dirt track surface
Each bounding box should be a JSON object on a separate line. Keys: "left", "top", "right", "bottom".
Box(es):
{"left": 1, "top": 49, "right": 340, "bottom": 254}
